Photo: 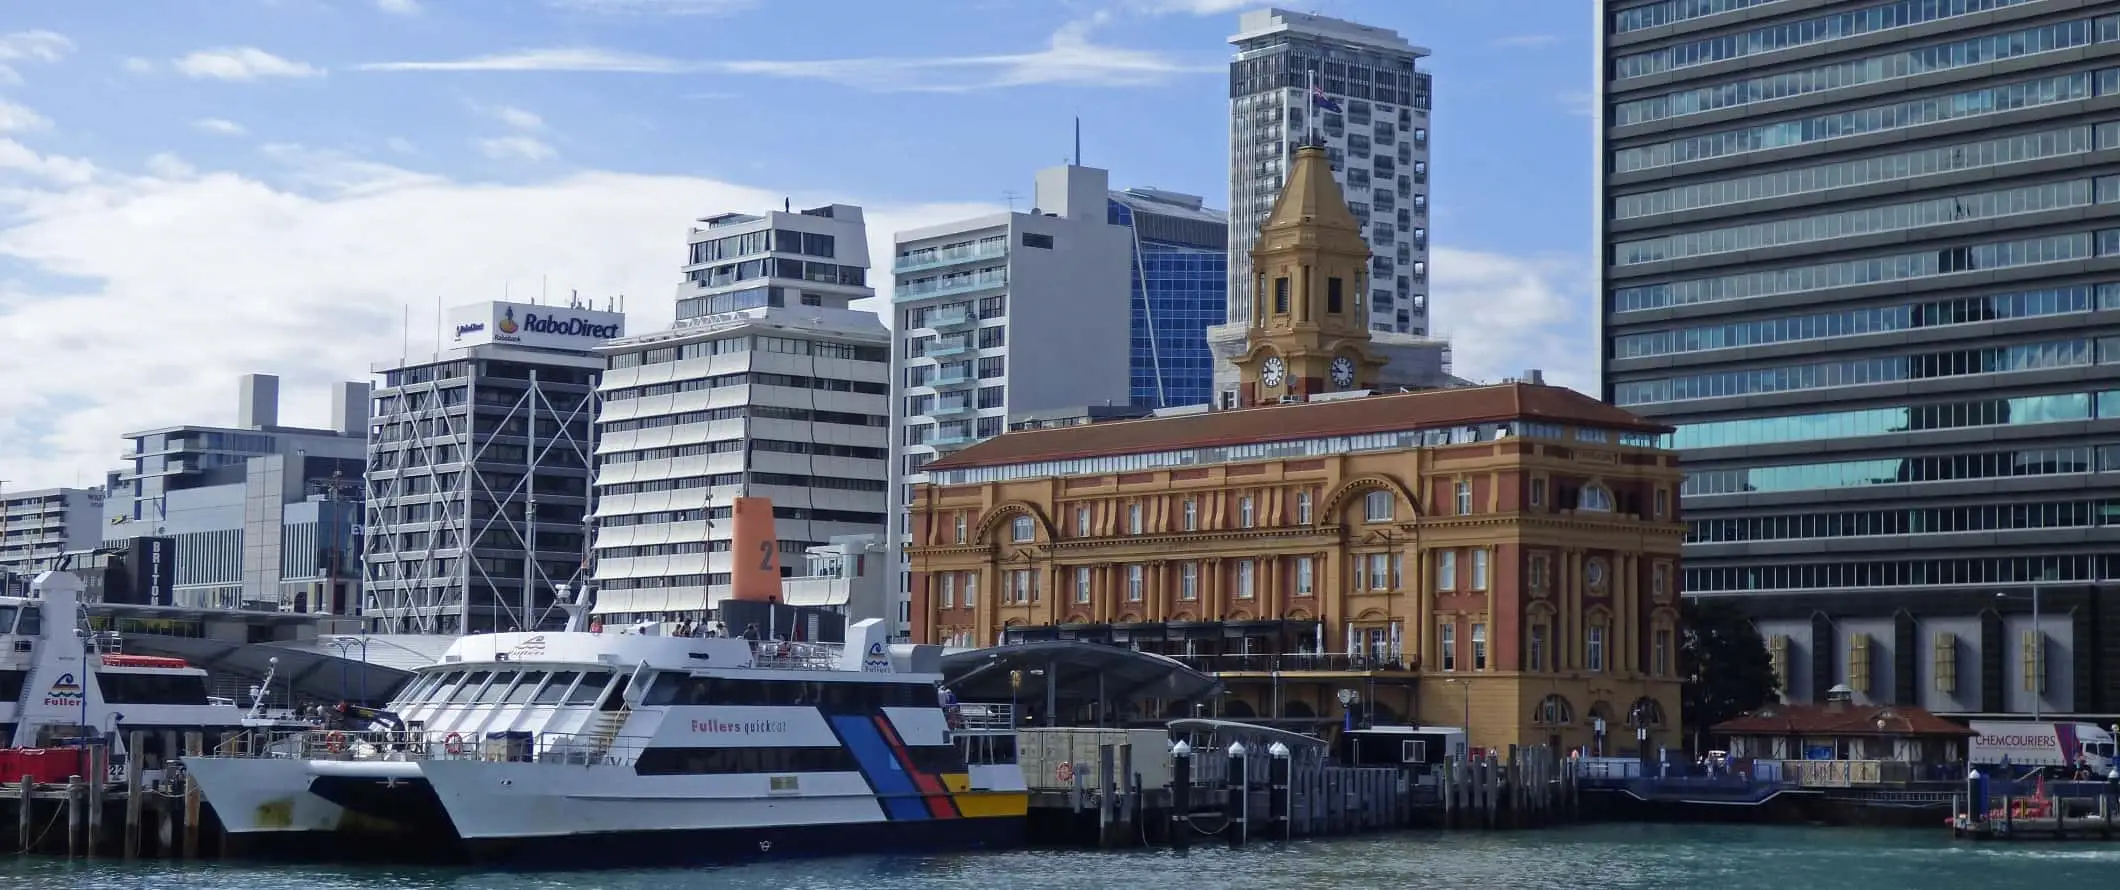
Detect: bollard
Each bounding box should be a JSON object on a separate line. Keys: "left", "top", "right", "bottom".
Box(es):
{"left": 1224, "top": 742, "right": 1248, "bottom": 846}
{"left": 1267, "top": 742, "right": 1291, "bottom": 841}
{"left": 1170, "top": 740, "right": 1193, "bottom": 849}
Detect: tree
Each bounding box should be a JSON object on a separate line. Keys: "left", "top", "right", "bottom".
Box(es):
{"left": 1679, "top": 598, "right": 1779, "bottom": 754}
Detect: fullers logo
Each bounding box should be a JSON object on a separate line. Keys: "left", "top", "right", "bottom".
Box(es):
{"left": 861, "top": 642, "right": 891, "bottom": 673}
{"left": 691, "top": 718, "right": 789, "bottom": 735}
{"left": 509, "top": 635, "right": 547, "bottom": 658}
{"left": 44, "top": 673, "right": 83, "bottom": 706}
{"left": 493, "top": 307, "right": 621, "bottom": 343}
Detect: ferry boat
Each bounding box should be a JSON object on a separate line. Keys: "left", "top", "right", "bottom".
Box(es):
{"left": 180, "top": 588, "right": 1029, "bottom": 867}
{"left": 0, "top": 568, "right": 280, "bottom": 769}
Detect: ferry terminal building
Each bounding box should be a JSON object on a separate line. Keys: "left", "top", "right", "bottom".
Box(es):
{"left": 908, "top": 144, "right": 1687, "bottom": 756}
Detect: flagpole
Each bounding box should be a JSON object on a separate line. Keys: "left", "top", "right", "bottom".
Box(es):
{"left": 1306, "top": 66, "right": 1318, "bottom": 145}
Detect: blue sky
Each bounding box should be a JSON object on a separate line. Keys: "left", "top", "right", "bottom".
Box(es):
{"left": 0, "top": 0, "right": 1597, "bottom": 489}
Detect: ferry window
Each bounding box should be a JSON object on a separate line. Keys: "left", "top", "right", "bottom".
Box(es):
{"left": 450, "top": 672, "right": 491, "bottom": 703}
{"left": 428, "top": 672, "right": 465, "bottom": 703}
{"left": 98, "top": 673, "right": 209, "bottom": 705}
{"left": 0, "top": 671, "right": 26, "bottom": 702}
{"left": 534, "top": 671, "right": 579, "bottom": 705}
{"left": 397, "top": 674, "right": 441, "bottom": 705}
{"left": 645, "top": 672, "right": 707, "bottom": 706}
{"left": 564, "top": 672, "right": 610, "bottom": 705}
{"left": 16, "top": 609, "right": 38, "bottom": 637}
{"left": 636, "top": 746, "right": 860, "bottom": 776}
{"left": 506, "top": 671, "right": 548, "bottom": 704}
{"left": 477, "top": 672, "right": 519, "bottom": 704}
{"left": 0, "top": 606, "right": 16, "bottom": 633}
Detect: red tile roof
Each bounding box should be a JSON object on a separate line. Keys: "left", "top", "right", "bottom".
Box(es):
{"left": 926, "top": 382, "right": 1670, "bottom": 472}
{"left": 1713, "top": 703, "right": 1974, "bottom": 738}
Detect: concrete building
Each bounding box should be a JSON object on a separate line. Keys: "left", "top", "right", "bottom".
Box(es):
{"left": 1598, "top": 1, "right": 2120, "bottom": 717}
{"left": 590, "top": 203, "right": 891, "bottom": 624}
{"left": 102, "top": 374, "right": 369, "bottom": 613}
{"left": 1211, "top": 7, "right": 1439, "bottom": 401}
{"left": 906, "top": 142, "right": 1686, "bottom": 756}
{"left": 0, "top": 487, "right": 104, "bottom": 591}
{"left": 362, "top": 299, "right": 617, "bottom": 635}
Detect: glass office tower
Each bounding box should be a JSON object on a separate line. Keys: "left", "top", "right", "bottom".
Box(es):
{"left": 1109, "top": 188, "right": 1229, "bottom": 409}
{"left": 1599, "top": 1, "right": 2120, "bottom": 718}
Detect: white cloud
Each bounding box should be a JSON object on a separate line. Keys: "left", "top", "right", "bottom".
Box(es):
{"left": 1427, "top": 247, "right": 1596, "bottom": 392}
{"left": 376, "top": 0, "right": 423, "bottom": 13}
{"left": 1130, "top": 0, "right": 1252, "bottom": 14}
{"left": 547, "top": 0, "right": 756, "bottom": 14}
{"left": 474, "top": 136, "right": 557, "bottom": 161}
{"left": 192, "top": 118, "right": 248, "bottom": 137}
{"left": 475, "top": 103, "right": 544, "bottom": 131}
{"left": 122, "top": 57, "right": 155, "bottom": 75}
{"left": 361, "top": 17, "right": 1216, "bottom": 91}
{"left": 0, "top": 152, "right": 991, "bottom": 488}
{"left": 0, "top": 30, "right": 74, "bottom": 84}
{"left": 0, "top": 138, "right": 96, "bottom": 184}
{"left": 174, "top": 48, "right": 325, "bottom": 81}
{"left": 384, "top": 137, "right": 417, "bottom": 154}
{"left": 0, "top": 98, "right": 51, "bottom": 133}
{"left": 1493, "top": 34, "right": 1563, "bottom": 48}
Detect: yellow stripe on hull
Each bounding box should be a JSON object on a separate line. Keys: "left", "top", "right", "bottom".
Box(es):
{"left": 950, "top": 790, "right": 1030, "bottom": 818}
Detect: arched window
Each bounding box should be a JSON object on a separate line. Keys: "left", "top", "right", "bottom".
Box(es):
{"left": 1629, "top": 697, "right": 1666, "bottom": 727}
{"left": 1534, "top": 694, "right": 1574, "bottom": 726}
{"left": 1363, "top": 489, "right": 1395, "bottom": 522}
{"left": 1011, "top": 515, "right": 1034, "bottom": 542}
{"left": 1578, "top": 485, "right": 1613, "bottom": 512}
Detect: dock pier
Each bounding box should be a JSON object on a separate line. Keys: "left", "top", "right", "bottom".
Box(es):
{"left": 1950, "top": 773, "right": 2120, "bottom": 842}
{"left": 3, "top": 730, "right": 222, "bottom": 860}
{"left": 1020, "top": 727, "right": 1580, "bottom": 848}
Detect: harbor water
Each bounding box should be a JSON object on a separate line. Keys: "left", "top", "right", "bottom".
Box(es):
{"left": 1, "top": 824, "right": 2116, "bottom": 889}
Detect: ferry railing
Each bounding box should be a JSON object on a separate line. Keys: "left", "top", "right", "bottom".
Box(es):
{"left": 748, "top": 639, "right": 842, "bottom": 670}
{"left": 952, "top": 702, "right": 1016, "bottom": 733}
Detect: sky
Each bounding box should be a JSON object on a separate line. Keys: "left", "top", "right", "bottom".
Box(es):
{"left": 0, "top": 0, "right": 1596, "bottom": 491}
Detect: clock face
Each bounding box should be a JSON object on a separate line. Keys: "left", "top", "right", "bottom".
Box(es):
{"left": 1330, "top": 356, "right": 1355, "bottom": 388}
{"left": 1586, "top": 559, "right": 1607, "bottom": 588}
{"left": 1261, "top": 356, "right": 1286, "bottom": 387}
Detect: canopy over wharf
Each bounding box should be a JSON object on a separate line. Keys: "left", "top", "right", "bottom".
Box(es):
{"left": 938, "top": 641, "right": 1222, "bottom": 728}
{"left": 121, "top": 631, "right": 442, "bottom": 709}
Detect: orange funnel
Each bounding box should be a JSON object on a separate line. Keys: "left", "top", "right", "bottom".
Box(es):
{"left": 729, "top": 496, "right": 781, "bottom": 602}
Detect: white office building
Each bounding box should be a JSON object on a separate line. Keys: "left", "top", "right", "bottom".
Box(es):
{"left": 1211, "top": 7, "right": 1437, "bottom": 399}
{"left": 885, "top": 164, "right": 1137, "bottom": 636}
{"left": 0, "top": 487, "right": 104, "bottom": 592}
{"left": 590, "top": 204, "right": 892, "bottom": 623}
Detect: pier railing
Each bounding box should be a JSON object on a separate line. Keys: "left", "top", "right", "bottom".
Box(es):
{"left": 207, "top": 727, "right": 668, "bottom": 767}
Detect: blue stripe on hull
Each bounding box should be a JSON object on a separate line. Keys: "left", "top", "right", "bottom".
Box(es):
{"left": 463, "top": 816, "right": 1027, "bottom": 870}
{"left": 829, "top": 715, "right": 928, "bottom": 821}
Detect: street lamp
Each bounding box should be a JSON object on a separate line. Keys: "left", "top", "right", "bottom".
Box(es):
{"left": 326, "top": 635, "right": 372, "bottom": 704}
{"left": 1336, "top": 687, "right": 1359, "bottom": 733}
{"left": 1446, "top": 677, "right": 1471, "bottom": 751}
{"left": 1995, "top": 589, "right": 2043, "bottom": 721}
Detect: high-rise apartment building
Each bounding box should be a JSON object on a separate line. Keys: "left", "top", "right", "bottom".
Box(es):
{"left": 1212, "top": 7, "right": 1435, "bottom": 399}
{"left": 1599, "top": 0, "right": 2120, "bottom": 716}
{"left": 589, "top": 204, "right": 891, "bottom": 624}
{"left": 885, "top": 164, "right": 1231, "bottom": 636}
{"left": 362, "top": 300, "right": 616, "bottom": 634}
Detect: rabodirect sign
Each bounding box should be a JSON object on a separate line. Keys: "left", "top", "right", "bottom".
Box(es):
{"left": 446, "top": 300, "right": 625, "bottom": 351}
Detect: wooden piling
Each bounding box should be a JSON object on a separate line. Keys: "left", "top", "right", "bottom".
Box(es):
{"left": 65, "top": 776, "right": 82, "bottom": 859}
{"left": 181, "top": 731, "right": 202, "bottom": 859}
{"left": 15, "top": 775, "right": 30, "bottom": 854}
{"left": 86, "top": 747, "right": 104, "bottom": 859}
{"left": 124, "top": 730, "right": 145, "bottom": 859}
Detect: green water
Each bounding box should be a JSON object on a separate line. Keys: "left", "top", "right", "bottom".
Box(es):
{"left": 0, "top": 825, "right": 2108, "bottom": 889}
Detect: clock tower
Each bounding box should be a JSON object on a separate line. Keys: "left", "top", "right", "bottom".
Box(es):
{"left": 1230, "top": 142, "right": 1387, "bottom": 408}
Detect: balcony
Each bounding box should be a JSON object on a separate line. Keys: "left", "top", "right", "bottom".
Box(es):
{"left": 924, "top": 336, "right": 973, "bottom": 358}
{"left": 931, "top": 433, "right": 980, "bottom": 450}
{"left": 928, "top": 307, "right": 976, "bottom": 330}
{"left": 893, "top": 271, "right": 1008, "bottom": 303}
{"left": 895, "top": 242, "right": 1007, "bottom": 274}
{"left": 928, "top": 370, "right": 976, "bottom": 389}
{"left": 928, "top": 400, "right": 976, "bottom": 419}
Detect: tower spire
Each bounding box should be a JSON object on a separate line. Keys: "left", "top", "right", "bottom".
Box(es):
{"left": 1229, "top": 142, "right": 1385, "bottom": 407}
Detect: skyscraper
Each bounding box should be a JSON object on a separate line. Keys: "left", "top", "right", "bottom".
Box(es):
{"left": 1212, "top": 8, "right": 1434, "bottom": 401}
{"left": 1110, "top": 186, "right": 1230, "bottom": 409}
{"left": 363, "top": 301, "right": 615, "bottom": 634}
{"left": 1599, "top": 0, "right": 2120, "bottom": 715}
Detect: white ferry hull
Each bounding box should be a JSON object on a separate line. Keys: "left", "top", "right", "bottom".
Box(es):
{"left": 419, "top": 759, "right": 1025, "bottom": 867}
{"left": 180, "top": 756, "right": 347, "bottom": 834}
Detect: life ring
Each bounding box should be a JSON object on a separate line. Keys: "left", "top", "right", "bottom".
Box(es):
{"left": 1055, "top": 761, "right": 1075, "bottom": 783}
{"left": 444, "top": 732, "right": 465, "bottom": 755}
{"left": 322, "top": 732, "right": 346, "bottom": 753}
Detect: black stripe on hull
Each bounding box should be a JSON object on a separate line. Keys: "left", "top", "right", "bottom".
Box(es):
{"left": 462, "top": 816, "right": 1027, "bottom": 871}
